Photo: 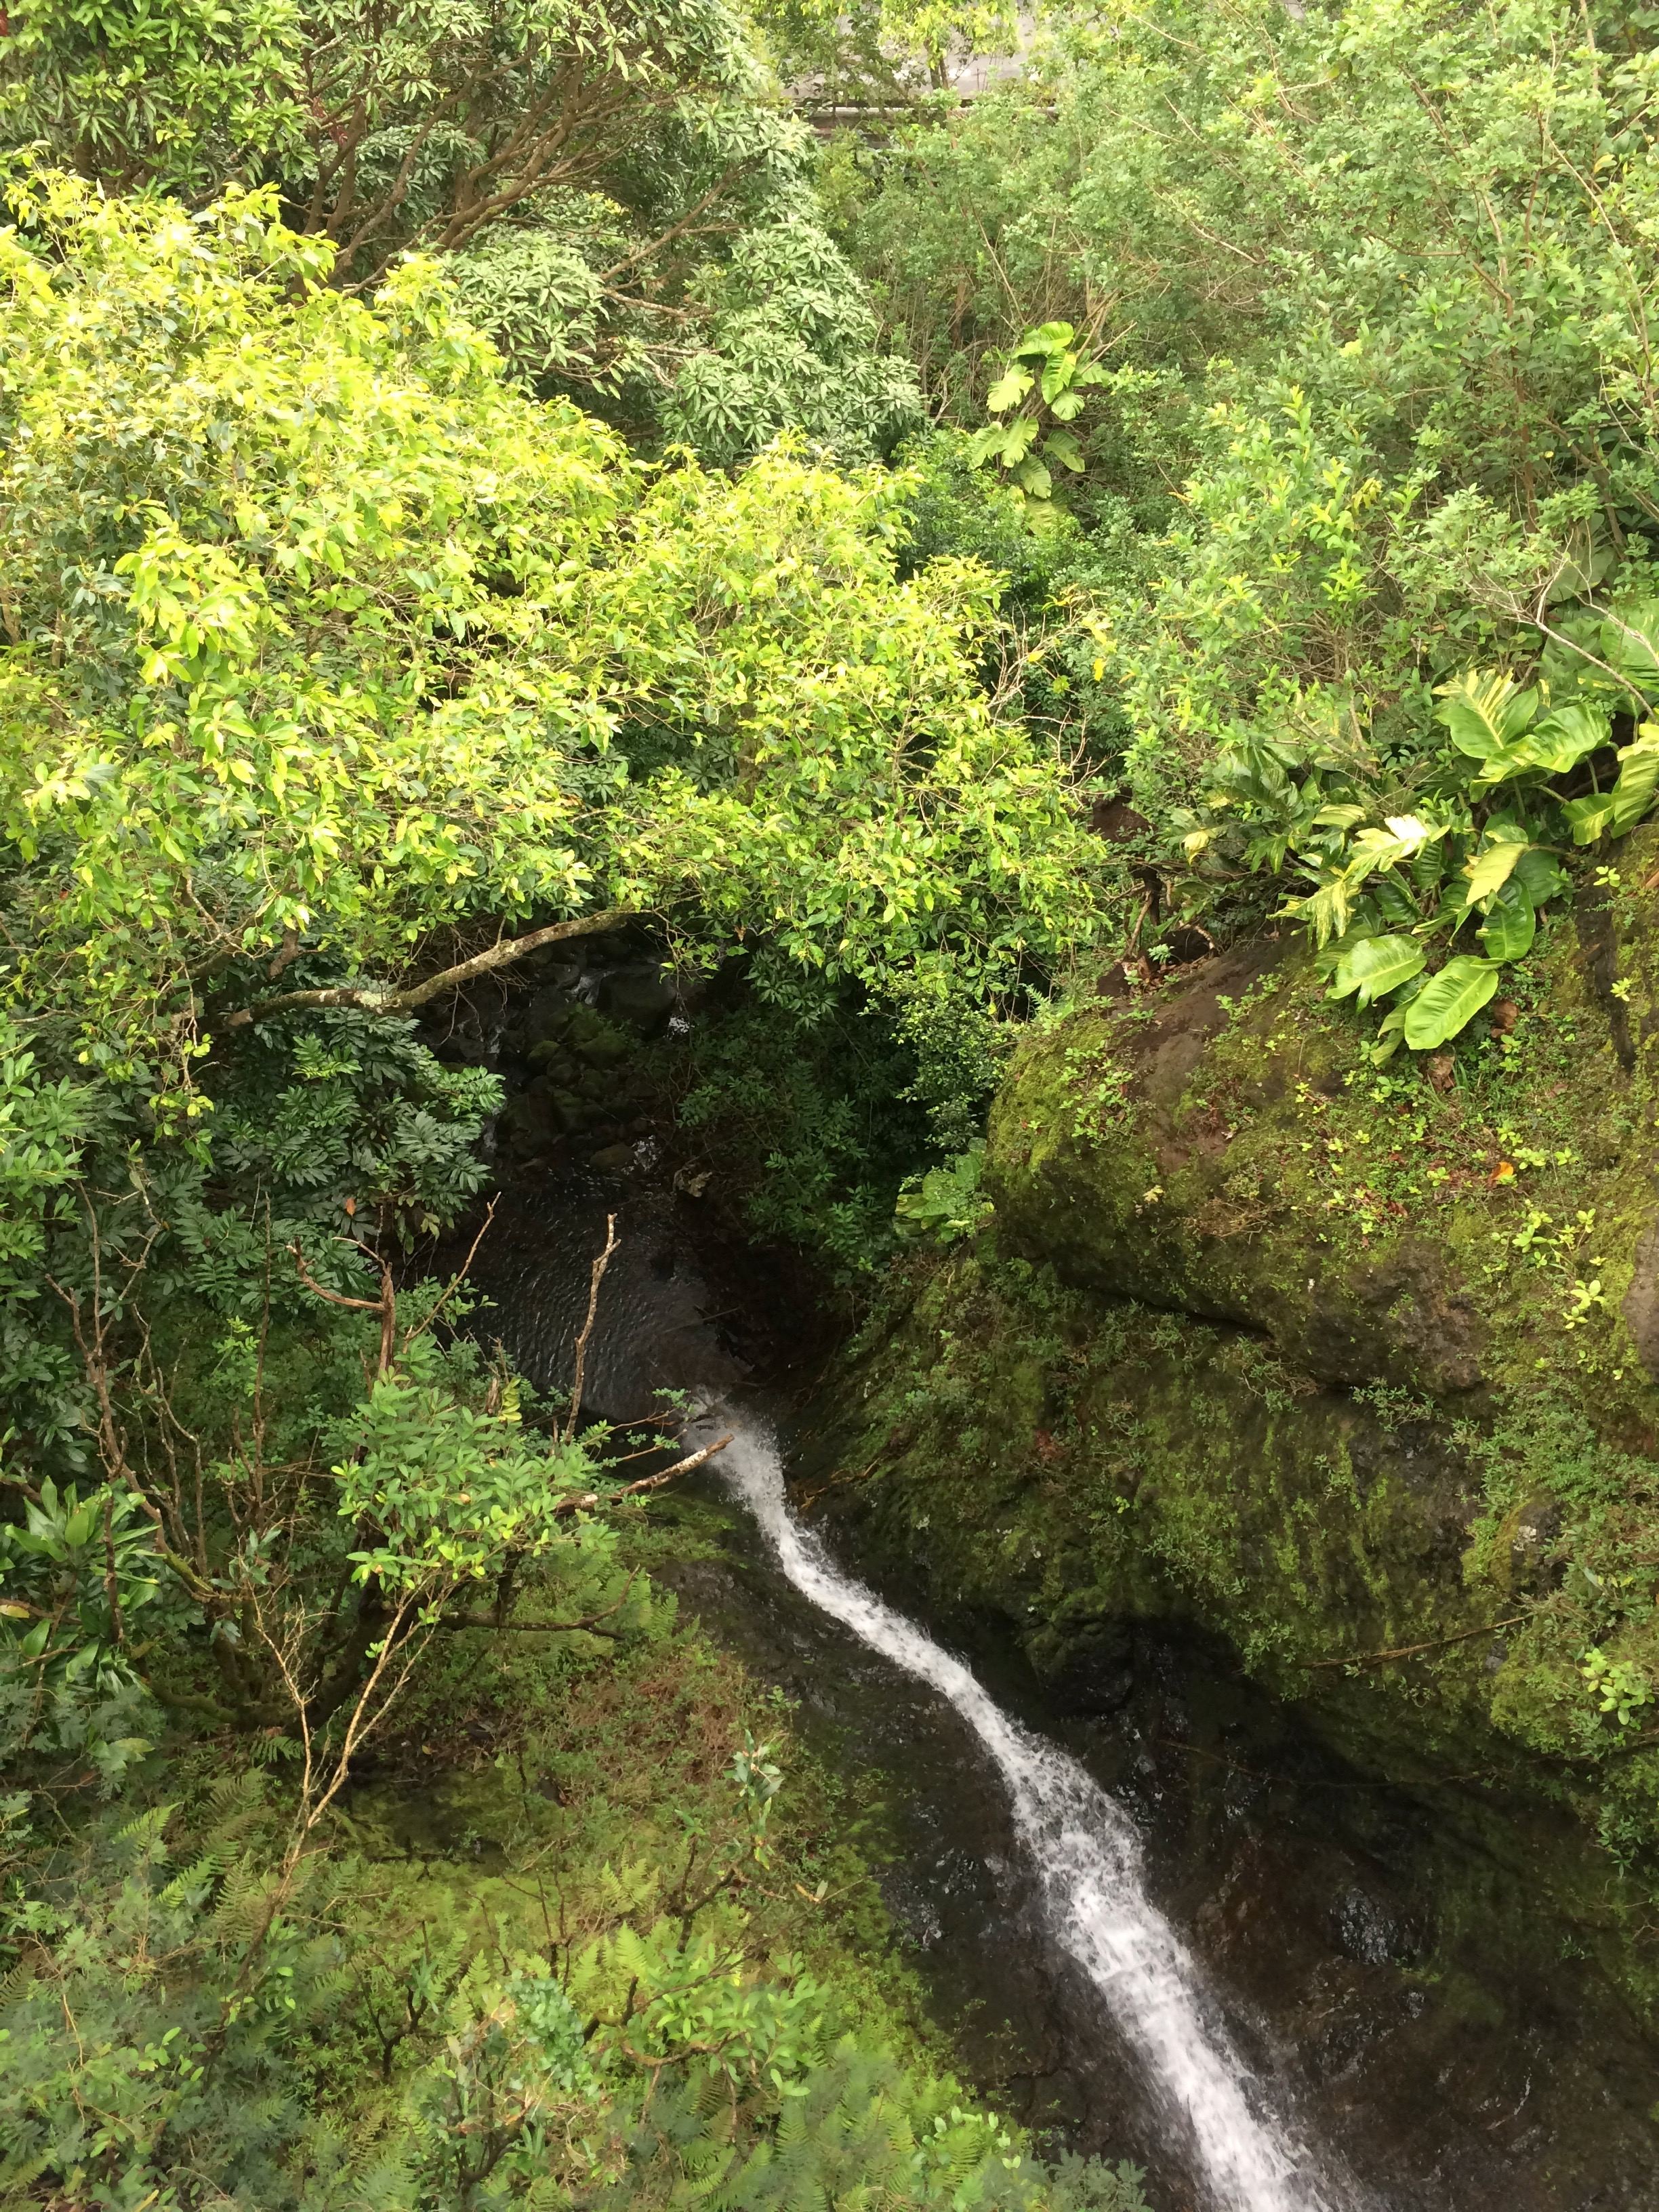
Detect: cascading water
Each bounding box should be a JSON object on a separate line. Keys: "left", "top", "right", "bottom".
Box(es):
{"left": 707, "top": 1410, "right": 1351, "bottom": 2212}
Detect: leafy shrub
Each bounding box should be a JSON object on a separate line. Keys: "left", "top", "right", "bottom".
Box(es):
{"left": 895, "top": 1142, "right": 995, "bottom": 1247}
{"left": 1188, "top": 605, "right": 1659, "bottom": 1052}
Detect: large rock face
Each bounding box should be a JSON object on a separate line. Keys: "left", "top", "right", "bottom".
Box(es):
{"left": 808, "top": 836, "right": 1659, "bottom": 2027}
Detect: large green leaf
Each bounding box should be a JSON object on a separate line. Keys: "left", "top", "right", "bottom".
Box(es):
{"left": 1044, "top": 428, "right": 1085, "bottom": 471}
{"left": 1478, "top": 880, "right": 1536, "bottom": 962}
{"left": 1511, "top": 845, "right": 1568, "bottom": 906}
{"left": 1404, "top": 957, "right": 1500, "bottom": 1050}
{"left": 1040, "top": 352, "right": 1078, "bottom": 404}
{"left": 1462, "top": 838, "right": 1531, "bottom": 905}
{"left": 1610, "top": 733, "right": 1659, "bottom": 833}
{"left": 1410, "top": 838, "right": 1448, "bottom": 895}
{"left": 1563, "top": 790, "right": 1619, "bottom": 844}
{"left": 1015, "top": 321, "right": 1076, "bottom": 357}
{"left": 1501, "top": 700, "right": 1607, "bottom": 776}
{"left": 985, "top": 367, "right": 1033, "bottom": 414}
{"left": 1602, "top": 602, "right": 1659, "bottom": 682}
{"left": 1436, "top": 670, "right": 1538, "bottom": 762}
{"left": 1328, "top": 934, "right": 1426, "bottom": 1007}
{"left": 1372, "top": 972, "right": 1427, "bottom": 1063}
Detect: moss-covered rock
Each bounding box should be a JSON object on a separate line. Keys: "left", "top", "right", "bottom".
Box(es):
{"left": 809, "top": 828, "right": 1659, "bottom": 2028}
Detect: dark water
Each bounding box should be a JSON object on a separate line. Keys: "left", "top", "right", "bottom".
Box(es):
{"left": 438, "top": 1166, "right": 1659, "bottom": 2212}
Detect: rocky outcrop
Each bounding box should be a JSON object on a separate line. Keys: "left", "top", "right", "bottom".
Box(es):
{"left": 805, "top": 829, "right": 1659, "bottom": 2029}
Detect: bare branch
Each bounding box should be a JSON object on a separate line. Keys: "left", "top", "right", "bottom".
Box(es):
{"left": 289, "top": 1240, "right": 398, "bottom": 1378}
{"left": 553, "top": 1429, "right": 733, "bottom": 1516}
{"left": 224, "top": 909, "right": 633, "bottom": 1029}
{"left": 598, "top": 165, "right": 748, "bottom": 283}
{"left": 436, "top": 1566, "right": 642, "bottom": 1635}
{"left": 401, "top": 1199, "right": 498, "bottom": 1353}
{"left": 564, "top": 1215, "right": 618, "bottom": 1442}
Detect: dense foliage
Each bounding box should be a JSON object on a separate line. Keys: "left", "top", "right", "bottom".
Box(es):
{"left": 0, "top": 0, "right": 925, "bottom": 456}
{"left": 827, "top": 0, "right": 1659, "bottom": 1041}
{"left": 0, "top": 47, "right": 1103, "bottom": 2197}
{"left": 13, "top": 0, "right": 1659, "bottom": 2194}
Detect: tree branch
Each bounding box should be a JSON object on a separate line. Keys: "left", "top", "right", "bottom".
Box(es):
{"left": 224, "top": 909, "right": 632, "bottom": 1028}
{"left": 436, "top": 1568, "right": 641, "bottom": 1636}
{"left": 598, "top": 165, "right": 748, "bottom": 283}
{"left": 552, "top": 1430, "right": 734, "bottom": 1517}
{"left": 1306, "top": 1612, "right": 1530, "bottom": 1671}
{"left": 564, "top": 1215, "right": 618, "bottom": 1442}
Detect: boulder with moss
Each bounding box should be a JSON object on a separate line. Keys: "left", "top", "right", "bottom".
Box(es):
{"left": 806, "top": 826, "right": 1659, "bottom": 2028}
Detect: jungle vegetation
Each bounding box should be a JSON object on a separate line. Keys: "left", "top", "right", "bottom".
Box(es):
{"left": 5, "top": 0, "right": 1659, "bottom": 2202}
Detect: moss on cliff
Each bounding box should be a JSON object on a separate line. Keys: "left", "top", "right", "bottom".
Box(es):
{"left": 806, "top": 825, "right": 1659, "bottom": 2026}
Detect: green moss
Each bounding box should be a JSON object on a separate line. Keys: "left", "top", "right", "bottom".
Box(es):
{"left": 815, "top": 841, "right": 1659, "bottom": 2029}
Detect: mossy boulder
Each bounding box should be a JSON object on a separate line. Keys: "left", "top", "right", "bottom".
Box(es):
{"left": 989, "top": 941, "right": 1491, "bottom": 1395}
{"left": 811, "top": 828, "right": 1659, "bottom": 2027}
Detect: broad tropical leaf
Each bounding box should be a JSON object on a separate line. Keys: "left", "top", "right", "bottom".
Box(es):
{"left": 1403, "top": 958, "right": 1500, "bottom": 1050}
{"left": 1016, "top": 321, "right": 1076, "bottom": 356}
{"left": 1328, "top": 935, "right": 1425, "bottom": 1007}
{"left": 1502, "top": 701, "right": 1607, "bottom": 776}
{"left": 1044, "top": 429, "right": 1085, "bottom": 470}
{"left": 1602, "top": 602, "right": 1659, "bottom": 682}
{"left": 985, "top": 367, "right": 1032, "bottom": 413}
{"left": 1435, "top": 670, "right": 1538, "bottom": 761}
{"left": 1282, "top": 874, "right": 1355, "bottom": 947}
{"left": 1462, "top": 839, "right": 1532, "bottom": 905}
{"left": 1610, "top": 733, "right": 1659, "bottom": 834}
{"left": 1478, "top": 880, "right": 1536, "bottom": 962}
{"left": 1563, "top": 791, "right": 1618, "bottom": 844}
{"left": 1511, "top": 846, "right": 1568, "bottom": 906}
{"left": 1382, "top": 814, "right": 1441, "bottom": 853}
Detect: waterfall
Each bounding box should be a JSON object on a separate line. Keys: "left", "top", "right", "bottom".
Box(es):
{"left": 709, "top": 1412, "right": 1349, "bottom": 2212}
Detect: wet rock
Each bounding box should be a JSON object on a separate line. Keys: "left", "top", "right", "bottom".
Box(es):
{"left": 1026, "top": 1614, "right": 1135, "bottom": 1715}
{"left": 574, "top": 1026, "right": 632, "bottom": 1070}
{"left": 499, "top": 1090, "right": 560, "bottom": 1151}
{"left": 589, "top": 1141, "right": 636, "bottom": 1174}
{"left": 602, "top": 962, "right": 677, "bottom": 1037}
{"left": 1507, "top": 1495, "right": 1563, "bottom": 1593}
{"left": 524, "top": 986, "right": 575, "bottom": 1047}
{"left": 1332, "top": 1883, "right": 1412, "bottom": 1966}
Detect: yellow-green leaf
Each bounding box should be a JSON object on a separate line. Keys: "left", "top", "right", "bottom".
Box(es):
{"left": 1403, "top": 957, "right": 1500, "bottom": 1050}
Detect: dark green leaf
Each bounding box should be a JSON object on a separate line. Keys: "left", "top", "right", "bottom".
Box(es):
{"left": 1478, "top": 881, "right": 1536, "bottom": 962}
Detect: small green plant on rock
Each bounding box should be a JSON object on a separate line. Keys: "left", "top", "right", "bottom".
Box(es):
{"left": 1580, "top": 1647, "right": 1654, "bottom": 1729}
{"left": 895, "top": 1142, "right": 995, "bottom": 1246}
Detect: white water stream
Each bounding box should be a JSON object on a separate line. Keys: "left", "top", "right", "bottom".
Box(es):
{"left": 709, "top": 1412, "right": 1349, "bottom": 2212}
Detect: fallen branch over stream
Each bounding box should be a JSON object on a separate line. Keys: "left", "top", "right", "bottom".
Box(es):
{"left": 554, "top": 1429, "right": 735, "bottom": 1517}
